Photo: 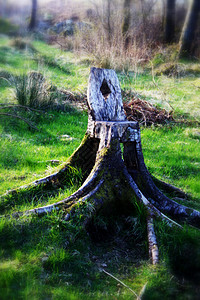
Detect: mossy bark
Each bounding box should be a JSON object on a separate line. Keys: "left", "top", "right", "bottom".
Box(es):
{"left": 57, "top": 133, "right": 99, "bottom": 185}
{"left": 123, "top": 139, "right": 200, "bottom": 226}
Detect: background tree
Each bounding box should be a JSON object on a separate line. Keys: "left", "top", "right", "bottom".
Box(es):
{"left": 101, "top": 0, "right": 114, "bottom": 47}
{"left": 122, "top": 0, "right": 132, "bottom": 49}
{"left": 28, "top": 0, "right": 37, "bottom": 31}
{"left": 165, "top": 0, "right": 176, "bottom": 43}
{"left": 179, "top": 0, "right": 200, "bottom": 58}
{"left": 139, "top": 0, "right": 157, "bottom": 45}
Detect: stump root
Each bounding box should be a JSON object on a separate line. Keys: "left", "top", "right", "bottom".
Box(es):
{"left": 2, "top": 68, "right": 200, "bottom": 265}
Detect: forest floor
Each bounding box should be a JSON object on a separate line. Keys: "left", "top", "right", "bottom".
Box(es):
{"left": 0, "top": 35, "right": 200, "bottom": 299}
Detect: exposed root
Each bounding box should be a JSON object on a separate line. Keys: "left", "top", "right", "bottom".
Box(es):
{"left": 140, "top": 172, "right": 200, "bottom": 226}
{"left": 5, "top": 171, "right": 102, "bottom": 218}
{"left": 1, "top": 166, "right": 69, "bottom": 199}
{"left": 76, "top": 179, "right": 104, "bottom": 206}
{"left": 64, "top": 179, "right": 104, "bottom": 222}
{"left": 123, "top": 169, "right": 183, "bottom": 228}
{"left": 125, "top": 139, "right": 200, "bottom": 227}
{"left": 1, "top": 134, "right": 99, "bottom": 199}
{"left": 147, "top": 215, "right": 159, "bottom": 265}
{"left": 23, "top": 174, "right": 103, "bottom": 216}
{"left": 150, "top": 194, "right": 200, "bottom": 227}
{"left": 151, "top": 175, "right": 189, "bottom": 199}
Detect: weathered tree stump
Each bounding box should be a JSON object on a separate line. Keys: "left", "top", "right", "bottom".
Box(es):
{"left": 3, "top": 68, "right": 200, "bottom": 264}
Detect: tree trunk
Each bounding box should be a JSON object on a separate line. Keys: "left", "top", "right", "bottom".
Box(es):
{"left": 28, "top": 0, "right": 37, "bottom": 31}
{"left": 122, "top": 0, "right": 132, "bottom": 50}
{"left": 165, "top": 0, "right": 176, "bottom": 43}
{"left": 103, "top": 0, "right": 113, "bottom": 48}
{"left": 179, "top": 0, "right": 200, "bottom": 58}
{"left": 2, "top": 68, "right": 200, "bottom": 266}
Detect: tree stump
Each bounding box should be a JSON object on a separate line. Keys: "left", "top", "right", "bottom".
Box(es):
{"left": 3, "top": 67, "right": 200, "bottom": 264}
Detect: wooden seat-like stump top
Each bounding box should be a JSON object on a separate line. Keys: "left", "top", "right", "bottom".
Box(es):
{"left": 87, "top": 68, "right": 140, "bottom": 147}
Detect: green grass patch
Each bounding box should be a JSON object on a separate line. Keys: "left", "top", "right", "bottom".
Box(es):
{"left": 0, "top": 35, "right": 200, "bottom": 299}
{"left": 0, "top": 109, "right": 87, "bottom": 195}
{"left": 141, "top": 125, "right": 200, "bottom": 202}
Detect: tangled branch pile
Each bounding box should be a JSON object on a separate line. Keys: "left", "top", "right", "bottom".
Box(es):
{"left": 123, "top": 96, "right": 174, "bottom": 126}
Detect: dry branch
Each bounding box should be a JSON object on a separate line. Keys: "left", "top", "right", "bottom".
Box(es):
{"left": 0, "top": 113, "right": 39, "bottom": 130}
{"left": 101, "top": 269, "right": 140, "bottom": 299}
{"left": 147, "top": 215, "right": 159, "bottom": 265}
{"left": 0, "top": 104, "right": 46, "bottom": 114}
{"left": 123, "top": 97, "right": 174, "bottom": 125}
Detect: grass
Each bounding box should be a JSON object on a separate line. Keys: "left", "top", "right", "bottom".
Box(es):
{"left": 0, "top": 110, "right": 87, "bottom": 195}
{"left": 0, "top": 35, "right": 200, "bottom": 299}
{"left": 120, "top": 72, "right": 200, "bottom": 120}
{"left": 141, "top": 125, "right": 200, "bottom": 201}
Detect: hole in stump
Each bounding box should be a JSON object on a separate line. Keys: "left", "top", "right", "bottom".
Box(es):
{"left": 100, "top": 79, "right": 111, "bottom": 101}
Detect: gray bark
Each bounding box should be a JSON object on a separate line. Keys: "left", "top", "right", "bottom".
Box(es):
{"left": 87, "top": 68, "right": 126, "bottom": 122}
{"left": 147, "top": 216, "right": 159, "bottom": 265}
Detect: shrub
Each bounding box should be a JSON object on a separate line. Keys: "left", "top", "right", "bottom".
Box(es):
{"left": 12, "top": 71, "right": 59, "bottom": 109}
{"left": 0, "top": 18, "right": 18, "bottom": 35}
{"left": 154, "top": 63, "right": 186, "bottom": 77}
{"left": 10, "top": 38, "right": 36, "bottom": 53}
{"left": 0, "top": 68, "right": 11, "bottom": 80}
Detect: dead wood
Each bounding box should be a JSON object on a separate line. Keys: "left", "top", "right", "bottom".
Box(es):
{"left": 123, "top": 96, "right": 174, "bottom": 126}
{"left": 1, "top": 133, "right": 99, "bottom": 200}
{"left": 0, "top": 113, "right": 39, "bottom": 130}
{"left": 124, "top": 139, "right": 200, "bottom": 226}
{"left": 147, "top": 215, "right": 159, "bottom": 265}
{"left": 0, "top": 104, "right": 47, "bottom": 114}
{"left": 26, "top": 175, "right": 102, "bottom": 216}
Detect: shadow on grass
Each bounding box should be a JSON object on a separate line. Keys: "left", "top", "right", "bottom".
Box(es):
{"left": 34, "top": 53, "right": 73, "bottom": 75}
{"left": 0, "top": 211, "right": 148, "bottom": 299}
{"left": 0, "top": 166, "right": 83, "bottom": 215}
{"left": 156, "top": 221, "right": 200, "bottom": 282}
{"left": 1, "top": 202, "right": 200, "bottom": 299}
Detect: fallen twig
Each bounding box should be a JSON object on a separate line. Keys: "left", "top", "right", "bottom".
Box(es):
{"left": 0, "top": 104, "right": 47, "bottom": 114}
{"left": 147, "top": 215, "right": 159, "bottom": 265}
{"left": 101, "top": 268, "right": 140, "bottom": 299}
{"left": 139, "top": 282, "right": 148, "bottom": 299}
{"left": 0, "top": 113, "right": 39, "bottom": 130}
